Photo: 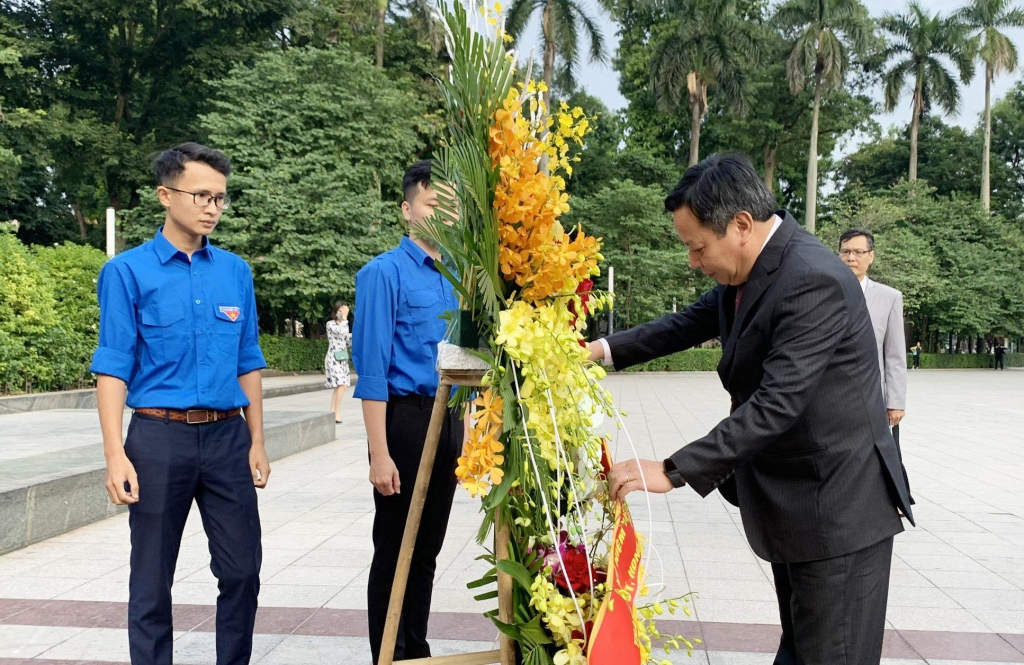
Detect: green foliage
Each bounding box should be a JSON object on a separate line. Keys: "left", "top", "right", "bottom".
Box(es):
{"left": 0, "top": 230, "right": 107, "bottom": 392}
{"left": 835, "top": 118, "right": 983, "bottom": 197}
{"left": 822, "top": 181, "right": 1024, "bottom": 340}
{"left": 989, "top": 79, "right": 1024, "bottom": 223}
{"left": 123, "top": 46, "right": 431, "bottom": 330}
{"left": 910, "top": 353, "right": 1023, "bottom": 369}
{"left": 620, "top": 348, "right": 723, "bottom": 372}
{"left": 258, "top": 335, "right": 330, "bottom": 372}
{"left": 565, "top": 179, "right": 714, "bottom": 328}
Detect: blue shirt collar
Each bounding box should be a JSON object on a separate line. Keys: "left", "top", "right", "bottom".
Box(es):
{"left": 153, "top": 227, "right": 215, "bottom": 264}
{"left": 399, "top": 236, "right": 437, "bottom": 268}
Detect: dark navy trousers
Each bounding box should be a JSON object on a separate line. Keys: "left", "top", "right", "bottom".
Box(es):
{"left": 125, "top": 413, "right": 262, "bottom": 665}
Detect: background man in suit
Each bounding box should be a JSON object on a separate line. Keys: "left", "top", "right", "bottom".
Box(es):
{"left": 590, "top": 153, "right": 914, "bottom": 665}
{"left": 840, "top": 229, "right": 913, "bottom": 502}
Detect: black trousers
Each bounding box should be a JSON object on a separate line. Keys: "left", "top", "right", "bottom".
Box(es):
{"left": 772, "top": 536, "right": 894, "bottom": 665}
{"left": 125, "top": 413, "right": 262, "bottom": 665}
{"left": 995, "top": 357, "right": 1005, "bottom": 369}
{"left": 367, "top": 396, "right": 462, "bottom": 664}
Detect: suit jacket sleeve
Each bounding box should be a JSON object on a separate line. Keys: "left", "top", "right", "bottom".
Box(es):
{"left": 670, "top": 272, "right": 849, "bottom": 497}
{"left": 605, "top": 287, "right": 721, "bottom": 370}
{"left": 883, "top": 290, "right": 907, "bottom": 410}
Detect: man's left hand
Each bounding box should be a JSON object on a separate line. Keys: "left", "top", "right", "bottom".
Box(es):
{"left": 250, "top": 439, "right": 271, "bottom": 488}
{"left": 887, "top": 409, "right": 905, "bottom": 427}
{"left": 608, "top": 459, "right": 674, "bottom": 502}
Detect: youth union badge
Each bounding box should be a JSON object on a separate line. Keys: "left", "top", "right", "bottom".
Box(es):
{"left": 219, "top": 306, "right": 241, "bottom": 322}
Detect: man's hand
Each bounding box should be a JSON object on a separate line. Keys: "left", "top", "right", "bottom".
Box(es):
{"left": 249, "top": 439, "right": 271, "bottom": 488}
{"left": 888, "top": 409, "right": 905, "bottom": 427}
{"left": 105, "top": 452, "right": 139, "bottom": 505}
{"left": 608, "top": 458, "right": 674, "bottom": 502}
{"left": 587, "top": 341, "right": 604, "bottom": 363}
{"left": 370, "top": 454, "right": 401, "bottom": 496}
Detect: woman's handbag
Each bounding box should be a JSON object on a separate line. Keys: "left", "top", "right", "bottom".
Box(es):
{"left": 333, "top": 348, "right": 349, "bottom": 362}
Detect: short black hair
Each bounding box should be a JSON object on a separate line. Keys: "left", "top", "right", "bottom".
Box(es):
{"left": 664, "top": 152, "right": 776, "bottom": 237}
{"left": 839, "top": 229, "right": 875, "bottom": 251}
{"left": 152, "top": 142, "right": 231, "bottom": 186}
{"left": 403, "top": 160, "right": 432, "bottom": 203}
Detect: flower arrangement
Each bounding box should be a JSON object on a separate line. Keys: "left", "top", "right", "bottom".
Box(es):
{"left": 423, "top": 3, "right": 699, "bottom": 663}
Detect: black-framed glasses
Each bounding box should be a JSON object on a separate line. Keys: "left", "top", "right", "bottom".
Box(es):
{"left": 165, "top": 187, "right": 231, "bottom": 210}
{"left": 839, "top": 249, "right": 872, "bottom": 258}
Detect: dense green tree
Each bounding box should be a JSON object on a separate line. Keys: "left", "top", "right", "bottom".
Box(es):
{"left": 989, "top": 78, "right": 1024, "bottom": 224}
{"left": 835, "top": 117, "right": 982, "bottom": 197}
{"left": 822, "top": 181, "right": 1024, "bottom": 345}
{"left": 648, "top": 0, "right": 761, "bottom": 166}
{"left": 957, "top": 0, "right": 1024, "bottom": 211}
{"left": 0, "top": 0, "right": 290, "bottom": 238}
{"left": 565, "top": 179, "right": 714, "bottom": 327}
{"left": 124, "top": 47, "right": 431, "bottom": 332}
{"left": 878, "top": 2, "right": 975, "bottom": 181}
{"left": 774, "top": 0, "right": 874, "bottom": 232}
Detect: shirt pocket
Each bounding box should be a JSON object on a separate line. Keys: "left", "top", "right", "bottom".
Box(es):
{"left": 212, "top": 303, "right": 246, "bottom": 358}
{"left": 405, "top": 288, "right": 442, "bottom": 335}
{"left": 138, "top": 303, "right": 187, "bottom": 363}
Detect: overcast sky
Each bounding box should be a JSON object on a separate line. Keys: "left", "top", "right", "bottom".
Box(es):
{"left": 514, "top": 0, "right": 1024, "bottom": 142}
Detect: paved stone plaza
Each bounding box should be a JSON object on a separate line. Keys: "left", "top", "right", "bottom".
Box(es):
{"left": 0, "top": 369, "right": 1022, "bottom": 663}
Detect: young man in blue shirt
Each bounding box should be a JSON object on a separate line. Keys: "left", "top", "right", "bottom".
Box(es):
{"left": 353, "top": 160, "right": 463, "bottom": 663}
{"left": 91, "top": 143, "right": 269, "bottom": 665}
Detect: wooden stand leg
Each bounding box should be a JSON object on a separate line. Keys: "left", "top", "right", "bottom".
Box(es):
{"left": 495, "top": 513, "right": 515, "bottom": 664}
{"left": 378, "top": 381, "right": 452, "bottom": 665}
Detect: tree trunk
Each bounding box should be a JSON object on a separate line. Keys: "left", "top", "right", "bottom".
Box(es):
{"left": 540, "top": 2, "right": 556, "bottom": 174}
{"left": 981, "top": 64, "right": 992, "bottom": 211}
{"left": 763, "top": 143, "right": 778, "bottom": 194}
{"left": 542, "top": 3, "right": 555, "bottom": 111}
{"left": 688, "top": 98, "right": 702, "bottom": 166}
{"left": 71, "top": 203, "right": 88, "bottom": 241}
{"left": 909, "top": 68, "right": 923, "bottom": 182}
{"left": 375, "top": 0, "right": 387, "bottom": 67}
{"left": 804, "top": 72, "right": 823, "bottom": 233}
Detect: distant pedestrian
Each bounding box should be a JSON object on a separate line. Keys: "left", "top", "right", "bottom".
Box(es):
{"left": 325, "top": 301, "right": 352, "bottom": 423}
{"left": 912, "top": 342, "right": 922, "bottom": 370}
{"left": 995, "top": 342, "right": 1006, "bottom": 370}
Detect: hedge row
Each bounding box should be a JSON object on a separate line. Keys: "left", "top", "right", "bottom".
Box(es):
{"left": 259, "top": 335, "right": 329, "bottom": 372}
{"left": 910, "top": 352, "right": 1023, "bottom": 369}
{"left": 615, "top": 349, "right": 1024, "bottom": 372}
{"left": 620, "top": 348, "right": 723, "bottom": 372}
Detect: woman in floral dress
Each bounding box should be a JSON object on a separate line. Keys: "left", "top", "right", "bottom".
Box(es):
{"left": 325, "top": 301, "right": 352, "bottom": 423}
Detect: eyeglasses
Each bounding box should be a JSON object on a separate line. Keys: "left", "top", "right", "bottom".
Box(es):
{"left": 165, "top": 187, "right": 231, "bottom": 210}
{"left": 839, "top": 249, "right": 872, "bottom": 258}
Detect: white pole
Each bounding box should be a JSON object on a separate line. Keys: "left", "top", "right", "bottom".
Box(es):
{"left": 673, "top": 297, "right": 677, "bottom": 313}
{"left": 105, "top": 207, "right": 116, "bottom": 257}
{"left": 607, "top": 266, "right": 614, "bottom": 335}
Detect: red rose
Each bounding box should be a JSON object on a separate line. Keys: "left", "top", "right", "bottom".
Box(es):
{"left": 555, "top": 548, "right": 606, "bottom": 594}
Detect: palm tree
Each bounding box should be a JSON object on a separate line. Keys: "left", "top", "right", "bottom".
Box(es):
{"left": 505, "top": 0, "right": 606, "bottom": 112}
{"left": 649, "top": 0, "right": 761, "bottom": 166}
{"left": 879, "top": 3, "right": 975, "bottom": 182}
{"left": 957, "top": 0, "right": 1024, "bottom": 211}
{"left": 775, "top": 0, "right": 873, "bottom": 232}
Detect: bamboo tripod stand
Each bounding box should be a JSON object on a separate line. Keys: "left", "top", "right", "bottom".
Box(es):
{"left": 378, "top": 368, "right": 515, "bottom": 665}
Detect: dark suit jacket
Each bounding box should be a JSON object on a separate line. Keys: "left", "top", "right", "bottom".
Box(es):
{"left": 607, "top": 212, "right": 914, "bottom": 563}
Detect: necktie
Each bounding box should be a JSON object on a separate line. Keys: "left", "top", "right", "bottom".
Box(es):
{"left": 734, "top": 283, "right": 745, "bottom": 315}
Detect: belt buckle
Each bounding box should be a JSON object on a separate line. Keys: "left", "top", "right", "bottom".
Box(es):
{"left": 186, "top": 409, "right": 210, "bottom": 425}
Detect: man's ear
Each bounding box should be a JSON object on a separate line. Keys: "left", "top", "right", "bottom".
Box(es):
{"left": 156, "top": 186, "right": 172, "bottom": 209}
{"left": 401, "top": 200, "right": 413, "bottom": 224}
{"left": 733, "top": 211, "right": 755, "bottom": 241}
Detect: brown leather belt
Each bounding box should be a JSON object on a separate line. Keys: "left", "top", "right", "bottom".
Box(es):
{"left": 135, "top": 408, "right": 242, "bottom": 424}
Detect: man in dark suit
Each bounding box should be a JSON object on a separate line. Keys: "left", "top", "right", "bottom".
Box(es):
{"left": 592, "top": 153, "right": 914, "bottom": 665}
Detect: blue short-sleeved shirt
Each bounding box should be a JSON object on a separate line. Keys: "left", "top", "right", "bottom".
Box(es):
{"left": 352, "top": 236, "right": 458, "bottom": 401}
{"left": 90, "top": 228, "right": 267, "bottom": 410}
